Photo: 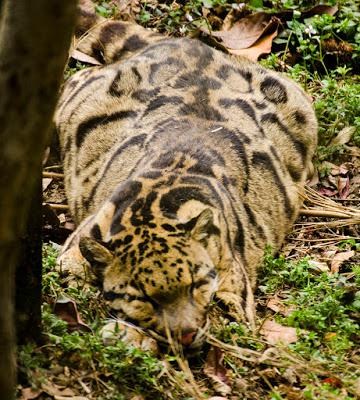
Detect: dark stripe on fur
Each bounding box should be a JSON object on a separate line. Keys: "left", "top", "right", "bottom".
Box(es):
{"left": 261, "top": 113, "right": 307, "bottom": 162}
{"left": 160, "top": 186, "right": 213, "bottom": 218}
{"left": 76, "top": 110, "right": 138, "bottom": 148}
{"left": 252, "top": 151, "right": 293, "bottom": 219}
{"left": 83, "top": 134, "right": 146, "bottom": 210}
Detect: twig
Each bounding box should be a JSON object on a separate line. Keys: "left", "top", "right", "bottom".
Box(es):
{"left": 43, "top": 171, "right": 64, "bottom": 179}
{"left": 290, "top": 236, "right": 357, "bottom": 242}
{"left": 43, "top": 203, "right": 69, "bottom": 211}
{"left": 43, "top": 164, "right": 63, "bottom": 171}
{"left": 299, "top": 209, "right": 356, "bottom": 218}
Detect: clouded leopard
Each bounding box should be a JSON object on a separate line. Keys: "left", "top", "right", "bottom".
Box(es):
{"left": 55, "top": 0, "right": 317, "bottom": 349}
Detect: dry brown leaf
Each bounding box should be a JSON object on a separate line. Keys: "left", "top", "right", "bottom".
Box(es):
{"left": 345, "top": 145, "right": 360, "bottom": 157}
{"left": 54, "top": 295, "right": 92, "bottom": 332}
{"left": 322, "top": 377, "right": 342, "bottom": 388}
{"left": 260, "top": 320, "right": 298, "bottom": 345}
{"left": 308, "top": 260, "right": 329, "bottom": 273}
{"left": 330, "top": 250, "right": 355, "bottom": 273}
{"left": 304, "top": 4, "right": 338, "bottom": 17}
{"left": 317, "top": 187, "right": 338, "bottom": 197}
{"left": 337, "top": 176, "right": 350, "bottom": 199}
{"left": 112, "top": 0, "right": 141, "bottom": 20}
{"left": 20, "top": 387, "right": 42, "bottom": 400}
{"left": 230, "top": 29, "right": 278, "bottom": 61}
{"left": 71, "top": 49, "right": 102, "bottom": 65}
{"left": 42, "top": 178, "right": 53, "bottom": 191}
{"left": 54, "top": 397, "right": 89, "bottom": 400}
{"left": 330, "top": 126, "right": 356, "bottom": 146}
{"left": 331, "top": 164, "right": 348, "bottom": 176}
{"left": 202, "top": 12, "right": 279, "bottom": 50}
{"left": 41, "top": 382, "right": 76, "bottom": 397}
{"left": 267, "top": 296, "right": 294, "bottom": 316}
{"left": 204, "top": 346, "right": 231, "bottom": 396}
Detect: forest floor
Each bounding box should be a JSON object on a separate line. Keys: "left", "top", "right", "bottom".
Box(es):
{"left": 18, "top": 0, "right": 359, "bottom": 399}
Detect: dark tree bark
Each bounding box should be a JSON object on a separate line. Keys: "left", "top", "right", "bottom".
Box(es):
{"left": 0, "top": 1, "right": 77, "bottom": 399}
{"left": 15, "top": 176, "right": 43, "bottom": 343}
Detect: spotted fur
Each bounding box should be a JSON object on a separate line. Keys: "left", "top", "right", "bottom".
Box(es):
{"left": 55, "top": 1, "right": 317, "bottom": 347}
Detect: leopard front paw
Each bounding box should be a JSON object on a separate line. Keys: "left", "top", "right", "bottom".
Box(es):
{"left": 101, "top": 321, "right": 159, "bottom": 353}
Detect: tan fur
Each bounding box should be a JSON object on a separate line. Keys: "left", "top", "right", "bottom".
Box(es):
{"left": 55, "top": 1, "right": 317, "bottom": 347}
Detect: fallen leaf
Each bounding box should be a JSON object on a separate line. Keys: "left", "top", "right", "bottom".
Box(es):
{"left": 55, "top": 397, "right": 89, "bottom": 400}
{"left": 20, "top": 387, "right": 42, "bottom": 400}
{"left": 202, "top": 12, "right": 279, "bottom": 51}
{"left": 41, "top": 382, "right": 76, "bottom": 397}
{"left": 331, "top": 164, "right": 348, "bottom": 176}
{"left": 303, "top": 4, "right": 338, "bottom": 17}
{"left": 308, "top": 260, "right": 329, "bottom": 273}
{"left": 42, "top": 178, "right": 53, "bottom": 191}
{"left": 54, "top": 295, "right": 92, "bottom": 332}
{"left": 330, "top": 250, "right": 355, "bottom": 273}
{"left": 71, "top": 49, "right": 102, "bottom": 65}
{"left": 204, "top": 346, "right": 231, "bottom": 396}
{"left": 330, "top": 126, "right": 356, "bottom": 146}
{"left": 322, "top": 377, "right": 342, "bottom": 388}
{"left": 260, "top": 320, "right": 298, "bottom": 345}
{"left": 337, "top": 176, "right": 350, "bottom": 199}
{"left": 230, "top": 28, "right": 278, "bottom": 61}
{"left": 345, "top": 146, "right": 360, "bottom": 157}
{"left": 317, "top": 187, "right": 337, "bottom": 197}
{"left": 221, "top": 7, "right": 246, "bottom": 32}
{"left": 267, "top": 296, "right": 294, "bottom": 316}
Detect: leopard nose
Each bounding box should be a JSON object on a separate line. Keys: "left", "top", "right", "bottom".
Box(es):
{"left": 180, "top": 330, "right": 197, "bottom": 346}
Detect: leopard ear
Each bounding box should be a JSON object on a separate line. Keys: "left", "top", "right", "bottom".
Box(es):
{"left": 79, "top": 237, "right": 113, "bottom": 277}
{"left": 191, "top": 208, "right": 215, "bottom": 242}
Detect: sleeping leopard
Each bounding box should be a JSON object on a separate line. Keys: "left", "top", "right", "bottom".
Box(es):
{"left": 55, "top": 0, "right": 317, "bottom": 350}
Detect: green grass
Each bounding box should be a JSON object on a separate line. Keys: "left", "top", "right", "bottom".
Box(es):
{"left": 18, "top": 239, "right": 359, "bottom": 399}
{"left": 19, "top": 244, "right": 169, "bottom": 399}
{"left": 259, "top": 250, "right": 359, "bottom": 355}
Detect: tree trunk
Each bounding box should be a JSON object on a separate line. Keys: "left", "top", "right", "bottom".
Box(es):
{"left": 15, "top": 174, "right": 43, "bottom": 344}
{"left": 0, "top": 1, "right": 76, "bottom": 399}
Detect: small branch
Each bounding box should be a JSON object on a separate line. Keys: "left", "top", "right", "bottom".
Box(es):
{"left": 43, "top": 203, "right": 69, "bottom": 211}
{"left": 43, "top": 171, "right": 64, "bottom": 179}
{"left": 299, "top": 209, "right": 357, "bottom": 219}
{"left": 44, "top": 164, "right": 63, "bottom": 171}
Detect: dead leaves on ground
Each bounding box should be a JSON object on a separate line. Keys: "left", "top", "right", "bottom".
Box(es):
{"left": 202, "top": 12, "right": 280, "bottom": 61}
{"left": 260, "top": 320, "right": 298, "bottom": 345}
{"left": 201, "top": 12, "right": 278, "bottom": 60}
{"left": 20, "top": 381, "right": 89, "bottom": 400}
{"left": 54, "top": 295, "right": 91, "bottom": 333}
{"left": 330, "top": 250, "right": 356, "bottom": 273}
{"left": 200, "top": 5, "right": 339, "bottom": 61}
{"left": 317, "top": 151, "right": 359, "bottom": 200}
{"left": 204, "top": 346, "right": 231, "bottom": 396}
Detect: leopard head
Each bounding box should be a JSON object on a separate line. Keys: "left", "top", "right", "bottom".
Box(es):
{"left": 79, "top": 208, "right": 221, "bottom": 348}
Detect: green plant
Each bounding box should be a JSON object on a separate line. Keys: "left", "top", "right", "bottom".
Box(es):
{"left": 259, "top": 252, "right": 359, "bottom": 357}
